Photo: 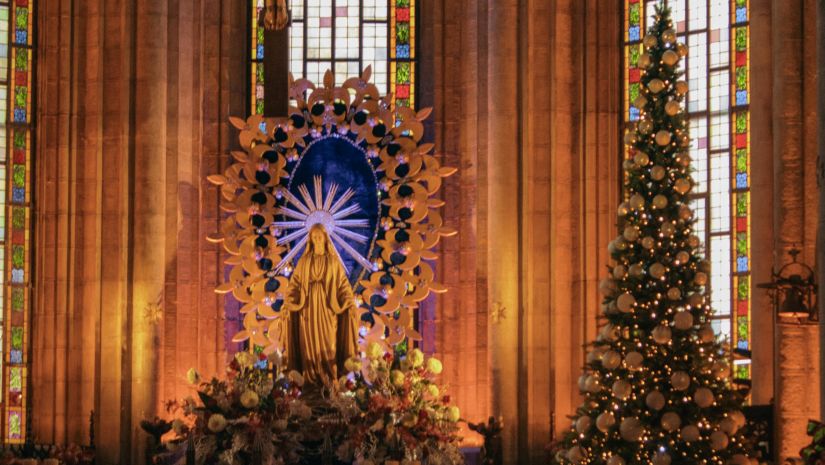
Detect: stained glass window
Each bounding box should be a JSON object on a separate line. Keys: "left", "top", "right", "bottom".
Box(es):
{"left": 250, "top": 0, "right": 415, "bottom": 114}
{"left": 0, "top": 0, "right": 32, "bottom": 443}
{"left": 624, "top": 0, "right": 751, "bottom": 387}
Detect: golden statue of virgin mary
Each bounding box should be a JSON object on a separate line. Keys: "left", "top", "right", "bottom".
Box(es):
{"left": 282, "top": 223, "right": 359, "bottom": 385}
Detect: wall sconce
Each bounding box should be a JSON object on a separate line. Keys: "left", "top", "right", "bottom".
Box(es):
{"left": 757, "top": 248, "right": 818, "bottom": 324}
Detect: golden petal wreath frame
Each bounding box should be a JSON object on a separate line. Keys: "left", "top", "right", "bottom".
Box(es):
{"left": 208, "top": 67, "right": 456, "bottom": 353}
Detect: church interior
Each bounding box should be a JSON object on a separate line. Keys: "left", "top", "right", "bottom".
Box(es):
{"left": 0, "top": 0, "right": 823, "bottom": 464}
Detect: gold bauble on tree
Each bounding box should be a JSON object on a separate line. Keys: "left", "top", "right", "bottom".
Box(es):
{"left": 661, "top": 411, "right": 681, "bottom": 432}
{"left": 665, "top": 100, "right": 681, "bottom": 116}
{"left": 643, "top": 34, "right": 658, "bottom": 48}
{"left": 694, "top": 387, "right": 715, "bottom": 408}
{"left": 699, "top": 325, "right": 716, "bottom": 343}
{"left": 607, "top": 456, "right": 626, "bottom": 465}
{"left": 677, "top": 42, "right": 689, "bottom": 57}
{"left": 674, "top": 177, "right": 692, "bottom": 194}
{"left": 651, "top": 165, "right": 666, "bottom": 180}
{"left": 652, "top": 194, "right": 668, "bottom": 209}
{"left": 688, "top": 292, "right": 705, "bottom": 307}
{"left": 646, "top": 390, "right": 666, "bottom": 410}
{"left": 623, "top": 225, "right": 640, "bottom": 242}
{"left": 681, "top": 424, "right": 701, "bottom": 442}
{"left": 653, "top": 452, "right": 672, "bottom": 465}
{"left": 675, "top": 80, "right": 689, "bottom": 95}
{"left": 634, "top": 151, "right": 650, "bottom": 166}
{"left": 634, "top": 94, "right": 649, "bottom": 109}
{"left": 694, "top": 271, "right": 708, "bottom": 286}
{"left": 618, "top": 201, "right": 630, "bottom": 216}
{"left": 661, "top": 222, "right": 676, "bottom": 237}
{"left": 612, "top": 380, "right": 632, "bottom": 400}
{"left": 678, "top": 204, "right": 693, "bottom": 220}
{"left": 639, "top": 120, "right": 653, "bottom": 134}
{"left": 625, "top": 351, "right": 644, "bottom": 370}
{"left": 628, "top": 263, "right": 644, "bottom": 278}
{"left": 616, "top": 293, "right": 636, "bottom": 313}
{"left": 624, "top": 131, "right": 638, "bottom": 145}
{"left": 676, "top": 153, "right": 692, "bottom": 167}
{"left": 622, "top": 159, "right": 635, "bottom": 171}
{"left": 602, "top": 350, "right": 622, "bottom": 369}
{"left": 567, "top": 446, "right": 585, "bottom": 464}
{"left": 648, "top": 78, "right": 666, "bottom": 94}
{"left": 652, "top": 325, "right": 672, "bottom": 344}
{"left": 575, "top": 416, "right": 593, "bottom": 434}
{"left": 674, "top": 310, "right": 694, "bottom": 330}
{"left": 662, "top": 28, "right": 677, "bottom": 44}
{"left": 619, "top": 418, "right": 643, "bottom": 442}
{"left": 613, "top": 264, "right": 627, "bottom": 279}
{"left": 710, "top": 431, "right": 730, "bottom": 451}
{"left": 667, "top": 287, "right": 682, "bottom": 300}
{"left": 629, "top": 193, "right": 646, "bottom": 210}
{"left": 638, "top": 52, "right": 652, "bottom": 68}
{"left": 641, "top": 236, "right": 656, "bottom": 249}
{"left": 596, "top": 411, "right": 616, "bottom": 432}
{"left": 662, "top": 50, "right": 679, "bottom": 66}
{"left": 655, "top": 130, "right": 672, "bottom": 146}
{"left": 649, "top": 262, "right": 666, "bottom": 279}
{"left": 670, "top": 371, "right": 691, "bottom": 390}
{"left": 599, "top": 278, "right": 617, "bottom": 296}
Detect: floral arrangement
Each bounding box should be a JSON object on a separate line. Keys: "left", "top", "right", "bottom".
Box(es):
{"left": 333, "top": 343, "right": 464, "bottom": 465}
{"left": 801, "top": 420, "right": 825, "bottom": 465}
{"left": 145, "top": 351, "right": 308, "bottom": 465}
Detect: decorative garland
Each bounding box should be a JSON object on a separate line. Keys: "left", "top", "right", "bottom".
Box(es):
{"left": 208, "top": 67, "right": 455, "bottom": 352}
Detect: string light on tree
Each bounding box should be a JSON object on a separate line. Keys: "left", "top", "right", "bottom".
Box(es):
{"left": 552, "top": 4, "right": 753, "bottom": 465}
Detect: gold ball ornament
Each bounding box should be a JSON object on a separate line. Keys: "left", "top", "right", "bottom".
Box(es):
{"left": 599, "top": 278, "right": 617, "bottom": 296}
{"left": 699, "top": 325, "right": 716, "bottom": 343}
{"left": 681, "top": 424, "right": 701, "bottom": 442}
{"left": 630, "top": 194, "right": 646, "bottom": 210}
{"left": 676, "top": 250, "right": 691, "bottom": 264}
{"left": 646, "top": 390, "right": 666, "bottom": 410}
{"left": 694, "top": 387, "right": 715, "bottom": 408}
{"left": 667, "top": 287, "right": 682, "bottom": 300}
{"left": 679, "top": 205, "right": 693, "bottom": 220}
{"left": 623, "top": 225, "right": 640, "bottom": 242}
{"left": 661, "top": 222, "right": 676, "bottom": 237}
{"left": 634, "top": 151, "right": 650, "bottom": 166}
{"left": 615, "top": 237, "right": 628, "bottom": 251}
{"left": 665, "top": 100, "right": 682, "bottom": 116}
{"left": 577, "top": 374, "right": 587, "bottom": 391}
{"left": 694, "top": 272, "right": 708, "bottom": 286}
{"left": 699, "top": 259, "right": 711, "bottom": 273}
{"left": 623, "top": 159, "right": 636, "bottom": 171}
{"left": 662, "top": 28, "right": 677, "bottom": 44}
{"left": 624, "top": 130, "right": 638, "bottom": 145}
{"left": 661, "top": 411, "right": 681, "bottom": 432}
{"left": 688, "top": 235, "right": 701, "bottom": 248}
{"left": 612, "top": 379, "right": 632, "bottom": 400}
{"left": 567, "top": 446, "right": 585, "bottom": 464}
{"left": 730, "top": 455, "right": 750, "bottom": 465}
{"left": 730, "top": 410, "right": 746, "bottom": 429}
{"left": 617, "top": 293, "right": 636, "bottom": 313}
{"left": 602, "top": 350, "right": 622, "bottom": 369}
{"left": 625, "top": 351, "right": 644, "bottom": 370}
{"left": 677, "top": 42, "right": 689, "bottom": 57}
{"left": 675, "top": 80, "right": 689, "bottom": 95}
{"left": 641, "top": 236, "right": 656, "bottom": 249}
{"left": 652, "top": 325, "right": 672, "bottom": 344}
{"left": 674, "top": 310, "right": 694, "bottom": 330}
{"left": 600, "top": 323, "right": 619, "bottom": 341}
{"left": 638, "top": 52, "right": 652, "bottom": 68}
{"left": 584, "top": 374, "right": 601, "bottom": 393}
{"left": 634, "top": 94, "right": 648, "bottom": 109}
{"left": 586, "top": 349, "right": 601, "bottom": 364}
{"left": 711, "top": 431, "right": 730, "bottom": 451}
{"left": 671, "top": 371, "right": 691, "bottom": 390}
{"left": 713, "top": 361, "right": 730, "bottom": 378}
{"left": 648, "top": 78, "right": 666, "bottom": 94}
{"left": 638, "top": 120, "right": 654, "bottom": 135}
{"left": 677, "top": 153, "right": 692, "bottom": 167}
{"left": 653, "top": 451, "right": 672, "bottom": 465}
{"left": 652, "top": 194, "right": 668, "bottom": 209}
{"left": 655, "top": 130, "right": 672, "bottom": 146}
{"left": 643, "top": 34, "right": 658, "bottom": 48}
{"left": 607, "top": 456, "right": 626, "bottom": 465}
{"left": 613, "top": 265, "right": 627, "bottom": 279}
{"left": 618, "top": 202, "right": 630, "bottom": 216}
{"left": 674, "top": 177, "right": 692, "bottom": 194}
{"left": 649, "top": 262, "right": 666, "bottom": 279}
{"left": 651, "top": 165, "right": 666, "bottom": 181}
{"left": 619, "top": 417, "right": 643, "bottom": 442}
{"left": 688, "top": 292, "right": 705, "bottom": 307}
{"left": 575, "top": 416, "right": 593, "bottom": 434}
{"left": 596, "top": 412, "right": 616, "bottom": 432}
{"left": 662, "top": 50, "right": 679, "bottom": 66}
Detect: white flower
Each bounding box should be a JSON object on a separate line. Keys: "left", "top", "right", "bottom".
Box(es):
{"left": 240, "top": 390, "right": 259, "bottom": 409}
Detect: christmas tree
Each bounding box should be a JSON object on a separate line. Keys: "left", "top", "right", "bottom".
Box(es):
{"left": 553, "top": 4, "right": 752, "bottom": 465}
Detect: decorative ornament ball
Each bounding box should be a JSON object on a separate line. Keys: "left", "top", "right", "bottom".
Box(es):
{"left": 630, "top": 193, "right": 646, "bottom": 210}
{"left": 665, "top": 100, "right": 682, "bottom": 116}
{"left": 681, "top": 424, "right": 701, "bottom": 442}
{"left": 661, "top": 222, "right": 676, "bottom": 237}
{"left": 629, "top": 263, "right": 644, "bottom": 278}
{"left": 649, "top": 263, "right": 666, "bottom": 279}
{"left": 652, "top": 194, "right": 668, "bottom": 209}
{"left": 676, "top": 250, "right": 691, "bottom": 264}
{"left": 619, "top": 417, "right": 643, "bottom": 442}
{"left": 625, "top": 351, "right": 644, "bottom": 370}
{"left": 662, "top": 28, "right": 677, "bottom": 44}
{"left": 599, "top": 278, "right": 617, "bottom": 296}
{"left": 730, "top": 455, "right": 750, "bottom": 465}
{"left": 652, "top": 325, "right": 672, "bottom": 344}
{"left": 651, "top": 165, "right": 666, "bottom": 181}
{"left": 634, "top": 95, "right": 649, "bottom": 109}
{"left": 711, "top": 431, "right": 730, "bottom": 451}
{"left": 567, "top": 446, "right": 585, "bottom": 464}
{"left": 623, "top": 225, "right": 640, "bottom": 242}
{"left": 602, "top": 350, "right": 622, "bottom": 369}
{"left": 721, "top": 417, "right": 739, "bottom": 435}
{"left": 613, "top": 265, "right": 627, "bottom": 279}
{"left": 674, "top": 178, "right": 692, "bottom": 194}
{"left": 584, "top": 374, "right": 601, "bottom": 393}
{"left": 596, "top": 412, "right": 616, "bottom": 432}
{"left": 730, "top": 410, "right": 746, "bottom": 428}
{"left": 578, "top": 374, "right": 587, "bottom": 391}
{"left": 607, "top": 240, "right": 617, "bottom": 255}
{"left": 643, "top": 34, "right": 658, "bottom": 48}
{"left": 667, "top": 287, "right": 682, "bottom": 300}
{"left": 607, "top": 455, "right": 626, "bottom": 465}
{"left": 612, "top": 379, "right": 632, "bottom": 399}
{"left": 642, "top": 236, "right": 656, "bottom": 250}
{"left": 655, "top": 130, "right": 672, "bottom": 146}
{"left": 623, "top": 159, "right": 636, "bottom": 171}
{"left": 624, "top": 131, "right": 638, "bottom": 145}
{"left": 646, "top": 390, "right": 666, "bottom": 410}
{"left": 586, "top": 349, "right": 601, "bottom": 364}
{"left": 600, "top": 323, "right": 619, "bottom": 341}
{"left": 699, "top": 259, "right": 711, "bottom": 273}
{"left": 648, "top": 78, "right": 666, "bottom": 94}
{"left": 699, "top": 325, "right": 716, "bottom": 343}
{"left": 671, "top": 371, "right": 691, "bottom": 390}
{"left": 638, "top": 52, "right": 652, "bottom": 68}
{"left": 615, "top": 237, "right": 629, "bottom": 251}
{"left": 575, "top": 416, "right": 593, "bottom": 434}
{"left": 617, "top": 293, "right": 636, "bottom": 313}
{"left": 677, "top": 153, "right": 692, "bottom": 167}
{"left": 694, "top": 387, "right": 715, "bottom": 408}
{"left": 653, "top": 451, "right": 672, "bottom": 465}
{"left": 677, "top": 42, "right": 689, "bottom": 57}
{"left": 618, "top": 202, "right": 630, "bottom": 217}
{"left": 674, "top": 310, "right": 694, "bottom": 330}
{"left": 694, "top": 272, "right": 708, "bottom": 286}
{"left": 679, "top": 205, "right": 693, "bottom": 220}
{"left": 688, "top": 235, "right": 701, "bottom": 248}
{"left": 662, "top": 50, "right": 679, "bottom": 66}
{"left": 675, "top": 80, "right": 689, "bottom": 95}
{"left": 661, "top": 411, "right": 682, "bottom": 432}
{"left": 713, "top": 361, "right": 730, "bottom": 378}
{"left": 634, "top": 151, "right": 650, "bottom": 166}
{"left": 688, "top": 292, "right": 705, "bottom": 307}
{"left": 639, "top": 120, "right": 654, "bottom": 135}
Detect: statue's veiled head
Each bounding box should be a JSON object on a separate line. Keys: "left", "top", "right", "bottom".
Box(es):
{"left": 308, "top": 223, "right": 333, "bottom": 256}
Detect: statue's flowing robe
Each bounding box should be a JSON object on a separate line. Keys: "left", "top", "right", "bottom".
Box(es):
{"left": 284, "top": 251, "right": 359, "bottom": 385}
